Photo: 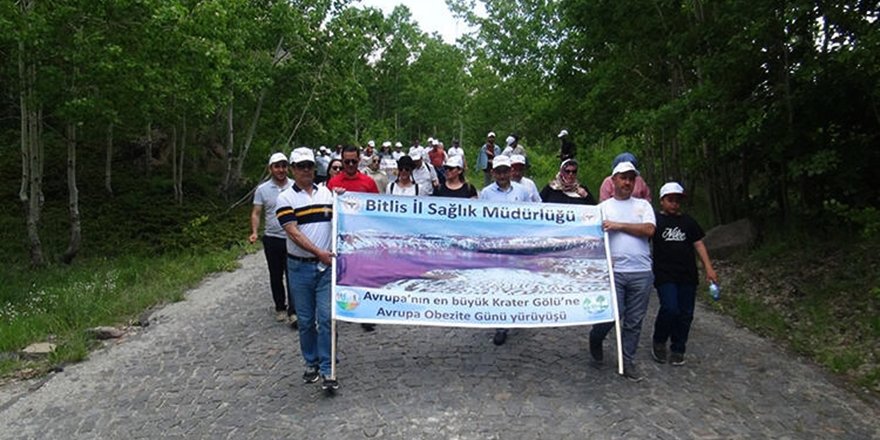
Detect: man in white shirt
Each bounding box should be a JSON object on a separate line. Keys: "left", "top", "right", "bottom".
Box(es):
{"left": 590, "top": 161, "right": 656, "bottom": 382}
{"left": 509, "top": 154, "right": 541, "bottom": 203}
{"left": 410, "top": 147, "right": 439, "bottom": 196}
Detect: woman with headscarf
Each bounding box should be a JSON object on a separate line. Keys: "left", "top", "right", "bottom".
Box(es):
{"left": 540, "top": 158, "right": 597, "bottom": 205}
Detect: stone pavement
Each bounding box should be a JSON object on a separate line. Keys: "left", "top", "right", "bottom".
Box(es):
{"left": 0, "top": 252, "right": 878, "bottom": 439}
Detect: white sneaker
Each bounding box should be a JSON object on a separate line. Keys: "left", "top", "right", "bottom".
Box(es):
{"left": 275, "top": 311, "right": 287, "bottom": 322}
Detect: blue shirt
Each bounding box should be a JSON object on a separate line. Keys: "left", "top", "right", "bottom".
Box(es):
{"left": 479, "top": 181, "right": 531, "bottom": 202}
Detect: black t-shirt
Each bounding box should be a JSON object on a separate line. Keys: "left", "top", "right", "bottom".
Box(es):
{"left": 434, "top": 182, "right": 477, "bottom": 199}
{"left": 652, "top": 211, "right": 705, "bottom": 286}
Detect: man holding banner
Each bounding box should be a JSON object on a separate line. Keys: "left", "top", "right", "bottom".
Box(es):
{"left": 276, "top": 147, "right": 338, "bottom": 392}
{"left": 590, "top": 161, "right": 656, "bottom": 382}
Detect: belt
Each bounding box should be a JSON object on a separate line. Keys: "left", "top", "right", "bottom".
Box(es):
{"left": 288, "top": 254, "right": 318, "bottom": 263}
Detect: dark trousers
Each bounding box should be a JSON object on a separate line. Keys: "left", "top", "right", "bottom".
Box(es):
{"left": 590, "top": 271, "right": 653, "bottom": 365}
{"left": 652, "top": 282, "right": 696, "bottom": 354}
{"left": 262, "top": 235, "right": 292, "bottom": 313}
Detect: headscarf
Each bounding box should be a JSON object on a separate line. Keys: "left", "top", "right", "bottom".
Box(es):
{"left": 549, "top": 158, "right": 584, "bottom": 195}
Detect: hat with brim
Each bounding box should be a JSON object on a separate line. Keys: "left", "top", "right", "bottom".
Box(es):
{"left": 289, "top": 147, "right": 315, "bottom": 164}
{"left": 659, "top": 182, "right": 685, "bottom": 199}
{"left": 510, "top": 154, "right": 526, "bottom": 166}
{"left": 493, "top": 155, "right": 512, "bottom": 170}
{"left": 444, "top": 155, "right": 463, "bottom": 169}
{"left": 268, "top": 152, "right": 288, "bottom": 165}
{"left": 558, "top": 129, "right": 568, "bottom": 138}
{"left": 611, "top": 161, "right": 639, "bottom": 176}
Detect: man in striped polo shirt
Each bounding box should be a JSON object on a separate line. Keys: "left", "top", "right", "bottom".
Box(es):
{"left": 276, "top": 147, "right": 338, "bottom": 392}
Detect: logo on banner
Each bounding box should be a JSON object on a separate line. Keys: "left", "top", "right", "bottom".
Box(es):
{"left": 335, "top": 289, "right": 361, "bottom": 311}
{"left": 339, "top": 196, "right": 362, "bottom": 214}
{"left": 582, "top": 293, "right": 610, "bottom": 315}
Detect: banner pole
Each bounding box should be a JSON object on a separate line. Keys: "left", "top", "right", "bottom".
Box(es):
{"left": 330, "top": 192, "right": 338, "bottom": 380}
{"left": 600, "top": 208, "right": 624, "bottom": 376}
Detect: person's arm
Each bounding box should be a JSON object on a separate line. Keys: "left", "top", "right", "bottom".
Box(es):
{"left": 249, "top": 204, "right": 262, "bottom": 243}
{"left": 694, "top": 240, "right": 718, "bottom": 284}
{"left": 282, "top": 222, "right": 333, "bottom": 265}
{"left": 602, "top": 220, "right": 655, "bottom": 237}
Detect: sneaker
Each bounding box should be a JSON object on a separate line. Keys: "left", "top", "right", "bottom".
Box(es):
{"left": 321, "top": 376, "right": 339, "bottom": 391}
{"left": 589, "top": 337, "right": 604, "bottom": 368}
{"left": 492, "top": 329, "right": 508, "bottom": 346}
{"left": 361, "top": 323, "right": 376, "bottom": 332}
{"left": 622, "top": 364, "right": 644, "bottom": 382}
{"left": 275, "top": 311, "right": 287, "bottom": 322}
{"left": 288, "top": 314, "right": 298, "bottom": 329}
{"left": 670, "top": 352, "right": 686, "bottom": 366}
{"left": 651, "top": 342, "right": 667, "bottom": 364}
{"left": 302, "top": 366, "right": 320, "bottom": 384}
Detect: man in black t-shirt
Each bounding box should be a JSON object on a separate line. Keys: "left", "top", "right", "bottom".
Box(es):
{"left": 650, "top": 182, "right": 718, "bottom": 366}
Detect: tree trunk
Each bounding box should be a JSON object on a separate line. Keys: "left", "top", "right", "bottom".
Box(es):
{"left": 19, "top": 0, "right": 45, "bottom": 266}
{"left": 145, "top": 122, "right": 152, "bottom": 177}
{"left": 171, "top": 122, "right": 180, "bottom": 204}
{"left": 222, "top": 100, "right": 234, "bottom": 197}
{"left": 233, "top": 88, "right": 266, "bottom": 186}
{"left": 176, "top": 117, "right": 186, "bottom": 204}
{"left": 62, "top": 122, "right": 81, "bottom": 264}
{"left": 105, "top": 122, "right": 113, "bottom": 194}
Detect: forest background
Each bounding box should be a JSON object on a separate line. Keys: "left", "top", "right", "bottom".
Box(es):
{"left": 1, "top": 0, "right": 878, "bottom": 393}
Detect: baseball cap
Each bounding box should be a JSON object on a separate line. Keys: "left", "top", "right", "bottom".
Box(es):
{"left": 493, "top": 155, "right": 512, "bottom": 170}
{"left": 510, "top": 154, "right": 526, "bottom": 165}
{"left": 611, "top": 161, "right": 639, "bottom": 176}
{"left": 659, "top": 182, "right": 685, "bottom": 199}
{"left": 443, "top": 155, "right": 463, "bottom": 168}
{"left": 382, "top": 141, "right": 392, "bottom": 148}
{"left": 367, "top": 140, "right": 375, "bottom": 147}
{"left": 506, "top": 135, "right": 516, "bottom": 146}
{"left": 394, "top": 141, "right": 403, "bottom": 148}
{"left": 557, "top": 129, "right": 568, "bottom": 138}
{"left": 289, "top": 147, "right": 315, "bottom": 164}
{"left": 268, "top": 152, "right": 288, "bottom": 165}
{"left": 487, "top": 131, "right": 496, "bottom": 138}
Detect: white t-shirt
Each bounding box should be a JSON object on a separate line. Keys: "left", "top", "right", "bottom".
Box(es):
{"left": 387, "top": 181, "right": 420, "bottom": 196}
{"left": 448, "top": 146, "right": 464, "bottom": 158}
{"left": 517, "top": 177, "right": 542, "bottom": 203}
{"left": 599, "top": 197, "right": 655, "bottom": 272}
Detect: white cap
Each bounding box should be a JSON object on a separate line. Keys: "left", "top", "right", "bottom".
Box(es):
{"left": 431, "top": 139, "right": 439, "bottom": 146}
{"left": 427, "top": 137, "right": 434, "bottom": 144}
{"left": 289, "top": 147, "right": 315, "bottom": 164}
{"left": 394, "top": 141, "right": 403, "bottom": 148}
{"left": 506, "top": 135, "right": 516, "bottom": 146}
{"left": 558, "top": 129, "right": 568, "bottom": 138}
{"left": 492, "top": 155, "right": 512, "bottom": 169}
{"left": 367, "top": 140, "right": 375, "bottom": 147}
{"left": 611, "top": 161, "right": 639, "bottom": 176}
{"left": 487, "top": 131, "right": 496, "bottom": 138}
{"left": 659, "top": 182, "right": 685, "bottom": 199}
{"left": 408, "top": 147, "right": 423, "bottom": 160}
{"left": 382, "top": 141, "right": 392, "bottom": 148}
{"left": 443, "top": 155, "right": 463, "bottom": 168}
{"left": 268, "top": 152, "right": 288, "bottom": 165}
{"left": 319, "top": 145, "right": 327, "bottom": 152}
{"left": 510, "top": 154, "right": 526, "bottom": 165}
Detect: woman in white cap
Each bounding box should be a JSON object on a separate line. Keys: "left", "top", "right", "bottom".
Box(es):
{"left": 433, "top": 155, "right": 477, "bottom": 198}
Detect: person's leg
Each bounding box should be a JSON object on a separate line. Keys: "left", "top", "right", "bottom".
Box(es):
{"left": 288, "top": 258, "right": 317, "bottom": 369}
{"left": 619, "top": 271, "right": 653, "bottom": 366}
{"left": 652, "top": 282, "right": 679, "bottom": 345}
{"left": 262, "top": 236, "right": 288, "bottom": 312}
{"left": 670, "top": 283, "right": 697, "bottom": 355}
{"left": 590, "top": 272, "right": 626, "bottom": 363}
{"left": 315, "top": 267, "right": 333, "bottom": 378}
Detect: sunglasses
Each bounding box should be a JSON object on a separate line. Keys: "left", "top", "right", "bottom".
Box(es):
{"left": 562, "top": 169, "right": 578, "bottom": 175}
{"left": 330, "top": 166, "right": 342, "bottom": 171}
{"left": 343, "top": 159, "right": 359, "bottom": 165}
{"left": 294, "top": 162, "right": 314, "bottom": 170}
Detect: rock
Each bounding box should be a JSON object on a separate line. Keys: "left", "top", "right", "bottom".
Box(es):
{"left": 21, "top": 342, "right": 56, "bottom": 359}
{"left": 703, "top": 218, "right": 757, "bottom": 259}
{"left": 136, "top": 309, "right": 153, "bottom": 327}
{"left": 87, "top": 326, "right": 125, "bottom": 340}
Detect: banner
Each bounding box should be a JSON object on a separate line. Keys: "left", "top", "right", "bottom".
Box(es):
{"left": 333, "top": 193, "right": 615, "bottom": 328}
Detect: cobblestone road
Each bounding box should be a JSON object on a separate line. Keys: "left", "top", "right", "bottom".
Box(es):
{"left": 1, "top": 253, "right": 878, "bottom": 439}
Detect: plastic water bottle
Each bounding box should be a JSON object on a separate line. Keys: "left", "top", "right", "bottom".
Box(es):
{"left": 708, "top": 282, "right": 720, "bottom": 301}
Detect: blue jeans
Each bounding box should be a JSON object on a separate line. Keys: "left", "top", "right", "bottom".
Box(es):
{"left": 590, "top": 271, "right": 653, "bottom": 365}
{"left": 287, "top": 257, "right": 332, "bottom": 377}
{"left": 652, "top": 282, "right": 696, "bottom": 354}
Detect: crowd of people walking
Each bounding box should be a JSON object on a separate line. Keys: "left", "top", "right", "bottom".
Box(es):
{"left": 248, "top": 129, "right": 719, "bottom": 391}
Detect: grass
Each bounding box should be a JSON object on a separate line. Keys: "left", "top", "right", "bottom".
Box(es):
{"left": 0, "top": 245, "right": 248, "bottom": 379}
{"left": 712, "top": 231, "right": 880, "bottom": 393}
